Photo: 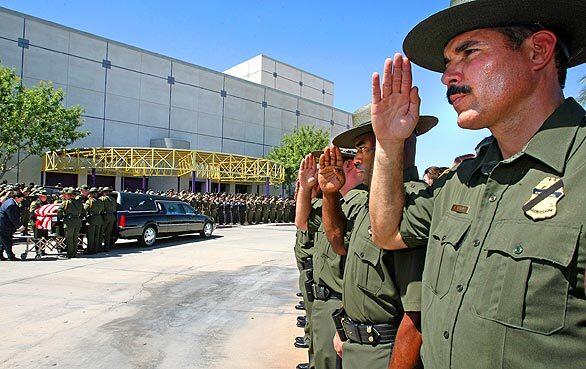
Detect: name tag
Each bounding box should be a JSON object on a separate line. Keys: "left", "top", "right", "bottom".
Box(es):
{"left": 451, "top": 204, "right": 469, "bottom": 214}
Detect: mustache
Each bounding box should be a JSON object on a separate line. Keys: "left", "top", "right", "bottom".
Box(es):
{"left": 446, "top": 85, "right": 472, "bottom": 105}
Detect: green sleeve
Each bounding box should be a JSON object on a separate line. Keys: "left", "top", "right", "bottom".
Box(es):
{"left": 393, "top": 246, "right": 426, "bottom": 312}
{"left": 399, "top": 180, "right": 440, "bottom": 248}
{"left": 307, "top": 198, "right": 322, "bottom": 233}
{"left": 342, "top": 191, "right": 368, "bottom": 247}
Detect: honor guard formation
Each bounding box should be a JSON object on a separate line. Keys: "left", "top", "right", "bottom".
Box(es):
{"left": 0, "top": 1, "right": 584, "bottom": 368}
{"left": 0, "top": 183, "right": 295, "bottom": 261}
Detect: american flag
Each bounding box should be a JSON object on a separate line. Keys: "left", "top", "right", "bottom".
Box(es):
{"left": 34, "top": 203, "right": 61, "bottom": 231}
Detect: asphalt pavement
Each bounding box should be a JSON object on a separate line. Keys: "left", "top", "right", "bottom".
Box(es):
{"left": 0, "top": 224, "right": 306, "bottom": 369}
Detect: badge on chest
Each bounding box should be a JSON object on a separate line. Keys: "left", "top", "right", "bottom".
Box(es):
{"left": 522, "top": 177, "right": 564, "bottom": 220}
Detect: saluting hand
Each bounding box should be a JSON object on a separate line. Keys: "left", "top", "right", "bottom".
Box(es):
{"left": 371, "top": 54, "right": 421, "bottom": 142}
{"left": 298, "top": 154, "right": 318, "bottom": 191}
{"left": 318, "top": 145, "right": 345, "bottom": 193}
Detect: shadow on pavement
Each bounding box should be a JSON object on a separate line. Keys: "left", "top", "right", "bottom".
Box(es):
{"left": 12, "top": 233, "right": 223, "bottom": 262}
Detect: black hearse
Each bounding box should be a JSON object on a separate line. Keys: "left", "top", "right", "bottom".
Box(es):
{"left": 115, "top": 192, "right": 214, "bottom": 246}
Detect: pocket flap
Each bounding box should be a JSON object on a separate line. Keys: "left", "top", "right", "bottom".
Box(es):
{"left": 487, "top": 221, "right": 580, "bottom": 267}
{"left": 432, "top": 216, "right": 471, "bottom": 246}
{"left": 355, "top": 240, "right": 381, "bottom": 266}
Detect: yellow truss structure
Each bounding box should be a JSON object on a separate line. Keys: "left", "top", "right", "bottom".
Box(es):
{"left": 43, "top": 147, "right": 285, "bottom": 184}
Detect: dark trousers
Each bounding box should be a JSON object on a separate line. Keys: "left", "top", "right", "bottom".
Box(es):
{"left": 33, "top": 227, "right": 49, "bottom": 240}
{"left": 0, "top": 232, "right": 15, "bottom": 258}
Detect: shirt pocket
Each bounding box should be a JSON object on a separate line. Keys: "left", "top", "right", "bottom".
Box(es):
{"left": 355, "top": 235, "right": 384, "bottom": 295}
{"left": 423, "top": 215, "right": 471, "bottom": 299}
{"left": 473, "top": 221, "right": 579, "bottom": 335}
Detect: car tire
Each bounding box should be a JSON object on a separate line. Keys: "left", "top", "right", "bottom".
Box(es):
{"left": 200, "top": 222, "right": 213, "bottom": 238}
{"left": 140, "top": 226, "right": 157, "bottom": 247}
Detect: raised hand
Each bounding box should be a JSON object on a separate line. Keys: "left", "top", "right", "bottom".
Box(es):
{"left": 318, "top": 145, "right": 345, "bottom": 193}
{"left": 298, "top": 153, "right": 317, "bottom": 190}
{"left": 371, "top": 54, "right": 421, "bottom": 142}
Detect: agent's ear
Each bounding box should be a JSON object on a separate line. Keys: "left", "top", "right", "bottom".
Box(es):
{"left": 526, "top": 30, "right": 558, "bottom": 72}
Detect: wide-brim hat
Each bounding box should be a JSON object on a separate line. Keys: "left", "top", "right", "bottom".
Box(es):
{"left": 333, "top": 103, "right": 438, "bottom": 149}
{"left": 311, "top": 148, "right": 356, "bottom": 159}
{"left": 61, "top": 187, "right": 74, "bottom": 195}
{"left": 403, "top": 0, "right": 586, "bottom": 73}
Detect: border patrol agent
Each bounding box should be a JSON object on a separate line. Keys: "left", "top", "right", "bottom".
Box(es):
{"left": 330, "top": 108, "right": 436, "bottom": 369}
{"left": 100, "top": 187, "right": 117, "bottom": 252}
{"left": 29, "top": 190, "right": 50, "bottom": 241}
{"left": 295, "top": 153, "right": 325, "bottom": 369}
{"left": 367, "top": 1, "right": 586, "bottom": 369}
{"left": 58, "top": 188, "right": 82, "bottom": 258}
{"left": 311, "top": 148, "right": 366, "bottom": 369}
{"left": 84, "top": 187, "right": 104, "bottom": 254}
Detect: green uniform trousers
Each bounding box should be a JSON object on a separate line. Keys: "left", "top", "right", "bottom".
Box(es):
{"left": 64, "top": 223, "right": 81, "bottom": 258}
{"left": 311, "top": 298, "right": 342, "bottom": 369}
{"left": 342, "top": 340, "right": 392, "bottom": 369}
{"left": 86, "top": 225, "right": 102, "bottom": 254}
{"left": 297, "top": 259, "right": 314, "bottom": 368}
{"left": 101, "top": 218, "right": 116, "bottom": 251}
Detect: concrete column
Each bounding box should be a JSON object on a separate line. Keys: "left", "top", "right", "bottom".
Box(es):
{"left": 227, "top": 183, "right": 236, "bottom": 194}
{"left": 90, "top": 168, "right": 96, "bottom": 187}
{"left": 115, "top": 175, "right": 122, "bottom": 191}
{"left": 191, "top": 171, "right": 196, "bottom": 192}
{"left": 264, "top": 178, "right": 270, "bottom": 196}
{"left": 77, "top": 172, "right": 88, "bottom": 187}
{"left": 142, "top": 176, "right": 147, "bottom": 193}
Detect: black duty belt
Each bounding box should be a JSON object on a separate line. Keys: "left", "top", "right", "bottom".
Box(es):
{"left": 301, "top": 257, "right": 313, "bottom": 270}
{"left": 341, "top": 317, "right": 399, "bottom": 345}
{"left": 312, "top": 283, "right": 342, "bottom": 301}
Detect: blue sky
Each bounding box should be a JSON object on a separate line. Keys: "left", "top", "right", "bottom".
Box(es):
{"left": 1, "top": 0, "right": 584, "bottom": 171}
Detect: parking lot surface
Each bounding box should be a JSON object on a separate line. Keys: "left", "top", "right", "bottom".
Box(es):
{"left": 0, "top": 224, "right": 305, "bottom": 369}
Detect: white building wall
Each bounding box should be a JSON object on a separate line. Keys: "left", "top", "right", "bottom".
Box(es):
{"left": 0, "top": 6, "right": 352, "bottom": 188}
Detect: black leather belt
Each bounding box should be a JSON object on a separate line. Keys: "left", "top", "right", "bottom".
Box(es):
{"left": 342, "top": 317, "right": 399, "bottom": 345}
{"left": 301, "top": 257, "right": 313, "bottom": 270}
{"left": 312, "top": 283, "right": 342, "bottom": 301}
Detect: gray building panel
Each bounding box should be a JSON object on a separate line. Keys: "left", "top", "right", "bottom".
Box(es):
{"left": 0, "top": 37, "right": 22, "bottom": 74}
{"left": 0, "top": 11, "right": 23, "bottom": 40}
{"left": 66, "top": 86, "right": 104, "bottom": 117}
{"left": 0, "top": 6, "right": 354, "bottom": 186}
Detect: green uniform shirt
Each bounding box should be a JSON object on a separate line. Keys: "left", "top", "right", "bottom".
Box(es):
{"left": 100, "top": 195, "right": 117, "bottom": 220}
{"left": 399, "top": 98, "right": 586, "bottom": 369}
{"left": 313, "top": 185, "right": 368, "bottom": 294}
{"left": 294, "top": 198, "right": 322, "bottom": 261}
{"left": 343, "top": 179, "right": 427, "bottom": 324}
{"left": 84, "top": 197, "right": 104, "bottom": 225}
{"left": 59, "top": 198, "right": 83, "bottom": 227}
{"left": 29, "top": 199, "right": 48, "bottom": 219}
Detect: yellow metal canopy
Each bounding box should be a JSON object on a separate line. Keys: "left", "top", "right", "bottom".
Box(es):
{"left": 43, "top": 147, "right": 285, "bottom": 184}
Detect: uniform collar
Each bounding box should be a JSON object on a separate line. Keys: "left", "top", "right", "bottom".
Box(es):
{"left": 342, "top": 183, "right": 368, "bottom": 202}
{"left": 465, "top": 98, "right": 584, "bottom": 182}
{"left": 521, "top": 98, "right": 584, "bottom": 174}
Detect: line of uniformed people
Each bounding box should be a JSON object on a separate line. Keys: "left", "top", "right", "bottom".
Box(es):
{"left": 292, "top": 108, "right": 434, "bottom": 369}
{"left": 177, "top": 192, "right": 296, "bottom": 226}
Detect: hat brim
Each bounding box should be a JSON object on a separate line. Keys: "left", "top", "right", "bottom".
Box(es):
{"left": 311, "top": 150, "right": 355, "bottom": 159}
{"left": 403, "top": 0, "right": 586, "bottom": 73}
{"left": 332, "top": 115, "right": 438, "bottom": 149}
